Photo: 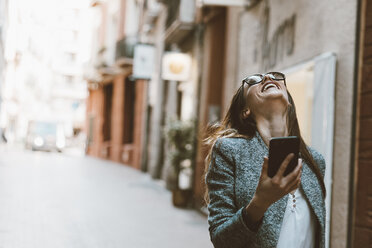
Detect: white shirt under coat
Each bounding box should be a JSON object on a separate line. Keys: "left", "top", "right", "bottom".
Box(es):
{"left": 276, "top": 189, "right": 317, "bottom": 248}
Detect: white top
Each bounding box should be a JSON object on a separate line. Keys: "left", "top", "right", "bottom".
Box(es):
{"left": 276, "top": 189, "right": 316, "bottom": 248}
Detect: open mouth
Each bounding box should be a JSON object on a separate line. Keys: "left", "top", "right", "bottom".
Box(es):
{"left": 261, "top": 81, "right": 280, "bottom": 92}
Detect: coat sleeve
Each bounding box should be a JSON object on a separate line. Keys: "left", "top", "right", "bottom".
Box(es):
{"left": 308, "top": 147, "right": 326, "bottom": 179}
{"left": 317, "top": 154, "right": 326, "bottom": 179}
{"left": 206, "top": 139, "right": 259, "bottom": 248}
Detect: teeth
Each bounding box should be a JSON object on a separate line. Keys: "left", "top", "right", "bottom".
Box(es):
{"left": 263, "top": 83, "right": 277, "bottom": 91}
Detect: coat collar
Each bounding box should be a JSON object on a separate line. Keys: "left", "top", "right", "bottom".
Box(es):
{"left": 300, "top": 161, "right": 325, "bottom": 229}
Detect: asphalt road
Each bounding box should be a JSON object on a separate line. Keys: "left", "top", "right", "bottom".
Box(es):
{"left": 0, "top": 147, "right": 212, "bottom": 248}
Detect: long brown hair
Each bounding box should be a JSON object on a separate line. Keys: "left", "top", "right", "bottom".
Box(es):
{"left": 203, "top": 84, "right": 326, "bottom": 204}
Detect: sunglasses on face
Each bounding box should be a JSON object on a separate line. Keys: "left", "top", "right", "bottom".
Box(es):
{"left": 242, "top": 72, "right": 286, "bottom": 86}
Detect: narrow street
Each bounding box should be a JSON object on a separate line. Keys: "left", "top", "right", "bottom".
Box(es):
{"left": 0, "top": 148, "right": 212, "bottom": 248}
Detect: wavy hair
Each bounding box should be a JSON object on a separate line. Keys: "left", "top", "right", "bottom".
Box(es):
{"left": 203, "top": 84, "right": 326, "bottom": 204}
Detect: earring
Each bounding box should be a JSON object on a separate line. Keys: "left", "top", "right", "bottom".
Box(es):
{"left": 242, "top": 109, "right": 250, "bottom": 119}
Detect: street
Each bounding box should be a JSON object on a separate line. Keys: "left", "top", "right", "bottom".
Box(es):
{"left": 0, "top": 148, "right": 212, "bottom": 248}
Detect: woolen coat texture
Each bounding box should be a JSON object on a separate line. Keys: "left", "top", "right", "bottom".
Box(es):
{"left": 206, "top": 132, "right": 326, "bottom": 248}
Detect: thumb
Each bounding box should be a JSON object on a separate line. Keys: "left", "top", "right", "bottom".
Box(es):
{"left": 261, "top": 157, "right": 269, "bottom": 178}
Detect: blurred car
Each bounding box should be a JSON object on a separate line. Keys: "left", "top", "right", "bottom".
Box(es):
{"left": 25, "top": 121, "right": 65, "bottom": 152}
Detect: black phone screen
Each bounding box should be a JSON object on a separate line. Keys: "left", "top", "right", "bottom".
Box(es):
{"left": 268, "top": 136, "right": 300, "bottom": 178}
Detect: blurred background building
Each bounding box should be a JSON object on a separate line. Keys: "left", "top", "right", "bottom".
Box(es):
{"left": 0, "top": 0, "right": 7, "bottom": 141}
{"left": 1, "top": 0, "right": 91, "bottom": 152}
{"left": 1, "top": 0, "right": 372, "bottom": 247}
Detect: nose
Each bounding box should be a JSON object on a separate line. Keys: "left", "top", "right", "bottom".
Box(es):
{"left": 262, "top": 74, "right": 273, "bottom": 83}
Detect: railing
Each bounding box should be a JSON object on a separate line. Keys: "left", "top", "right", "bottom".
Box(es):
{"left": 165, "top": 0, "right": 181, "bottom": 29}
{"left": 115, "top": 36, "right": 137, "bottom": 60}
{"left": 161, "top": 0, "right": 196, "bottom": 43}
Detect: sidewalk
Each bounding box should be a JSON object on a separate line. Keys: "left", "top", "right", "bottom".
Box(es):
{"left": 0, "top": 148, "right": 212, "bottom": 248}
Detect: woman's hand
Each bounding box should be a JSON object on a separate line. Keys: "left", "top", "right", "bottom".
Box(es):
{"left": 253, "top": 154, "right": 302, "bottom": 210}
{"left": 242, "top": 154, "right": 302, "bottom": 230}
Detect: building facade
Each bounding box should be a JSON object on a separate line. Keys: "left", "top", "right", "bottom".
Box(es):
{"left": 85, "top": 0, "right": 148, "bottom": 170}
{"left": 0, "top": 0, "right": 8, "bottom": 134}
{"left": 1, "top": 0, "right": 92, "bottom": 150}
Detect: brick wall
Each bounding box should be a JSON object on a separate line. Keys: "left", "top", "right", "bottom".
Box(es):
{"left": 132, "top": 79, "right": 147, "bottom": 171}
{"left": 353, "top": 0, "right": 372, "bottom": 246}
{"left": 86, "top": 86, "right": 105, "bottom": 158}
{"left": 86, "top": 73, "right": 146, "bottom": 171}
{"left": 110, "top": 75, "right": 125, "bottom": 163}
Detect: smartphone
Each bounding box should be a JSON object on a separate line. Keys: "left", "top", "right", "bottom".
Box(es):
{"left": 268, "top": 136, "right": 300, "bottom": 178}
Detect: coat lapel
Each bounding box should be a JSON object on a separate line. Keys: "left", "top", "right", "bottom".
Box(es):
{"left": 257, "top": 194, "right": 289, "bottom": 247}
{"left": 300, "top": 161, "right": 325, "bottom": 230}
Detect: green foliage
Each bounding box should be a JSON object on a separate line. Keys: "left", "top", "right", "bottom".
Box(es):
{"left": 164, "top": 119, "right": 195, "bottom": 173}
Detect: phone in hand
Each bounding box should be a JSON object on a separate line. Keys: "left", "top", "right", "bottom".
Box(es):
{"left": 268, "top": 136, "right": 300, "bottom": 178}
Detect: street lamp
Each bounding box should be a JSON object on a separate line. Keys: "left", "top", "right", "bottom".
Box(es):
{"left": 161, "top": 52, "right": 192, "bottom": 82}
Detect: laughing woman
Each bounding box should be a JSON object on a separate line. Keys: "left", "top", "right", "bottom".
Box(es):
{"left": 204, "top": 72, "right": 326, "bottom": 248}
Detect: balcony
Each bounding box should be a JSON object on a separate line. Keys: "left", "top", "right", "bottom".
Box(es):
{"left": 162, "top": 0, "right": 196, "bottom": 44}
{"left": 115, "top": 36, "right": 137, "bottom": 61}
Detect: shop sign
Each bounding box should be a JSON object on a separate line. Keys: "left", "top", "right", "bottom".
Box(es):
{"left": 133, "top": 43, "right": 155, "bottom": 80}
{"left": 162, "top": 52, "right": 192, "bottom": 82}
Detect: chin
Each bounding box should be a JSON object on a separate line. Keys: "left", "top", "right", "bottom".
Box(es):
{"left": 262, "top": 91, "right": 287, "bottom": 100}
{"left": 262, "top": 92, "right": 290, "bottom": 106}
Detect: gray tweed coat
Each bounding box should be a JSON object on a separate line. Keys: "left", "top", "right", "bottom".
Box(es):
{"left": 206, "top": 132, "right": 326, "bottom": 248}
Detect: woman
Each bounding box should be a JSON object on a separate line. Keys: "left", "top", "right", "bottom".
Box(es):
{"left": 204, "top": 72, "right": 326, "bottom": 248}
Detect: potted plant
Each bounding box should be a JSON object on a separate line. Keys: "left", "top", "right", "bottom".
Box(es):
{"left": 164, "top": 118, "right": 195, "bottom": 208}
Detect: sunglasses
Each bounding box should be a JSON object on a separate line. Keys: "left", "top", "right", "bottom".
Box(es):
{"left": 242, "top": 72, "right": 286, "bottom": 86}
{"left": 239, "top": 72, "right": 286, "bottom": 106}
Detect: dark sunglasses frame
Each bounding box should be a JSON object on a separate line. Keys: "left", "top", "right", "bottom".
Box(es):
{"left": 239, "top": 72, "right": 286, "bottom": 106}
{"left": 242, "top": 72, "right": 286, "bottom": 87}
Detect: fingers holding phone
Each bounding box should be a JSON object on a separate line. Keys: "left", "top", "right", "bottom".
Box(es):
{"left": 275, "top": 154, "right": 302, "bottom": 181}
{"left": 274, "top": 153, "right": 295, "bottom": 178}
{"left": 268, "top": 137, "right": 300, "bottom": 178}
{"left": 253, "top": 137, "right": 302, "bottom": 209}
{"left": 270, "top": 137, "right": 302, "bottom": 192}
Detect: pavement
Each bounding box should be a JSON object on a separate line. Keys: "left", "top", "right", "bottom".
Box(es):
{"left": 0, "top": 146, "right": 212, "bottom": 248}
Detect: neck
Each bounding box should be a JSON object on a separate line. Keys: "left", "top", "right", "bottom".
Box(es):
{"left": 256, "top": 112, "right": 288, "bottom": 146}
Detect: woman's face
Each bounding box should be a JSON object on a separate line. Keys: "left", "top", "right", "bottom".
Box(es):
{"left": 243, "top": 75, "right": 290, "bottom": 117}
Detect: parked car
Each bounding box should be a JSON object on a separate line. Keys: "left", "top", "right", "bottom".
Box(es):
{"left": 25, "top": 121, "right": 65, "bottom": 152}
